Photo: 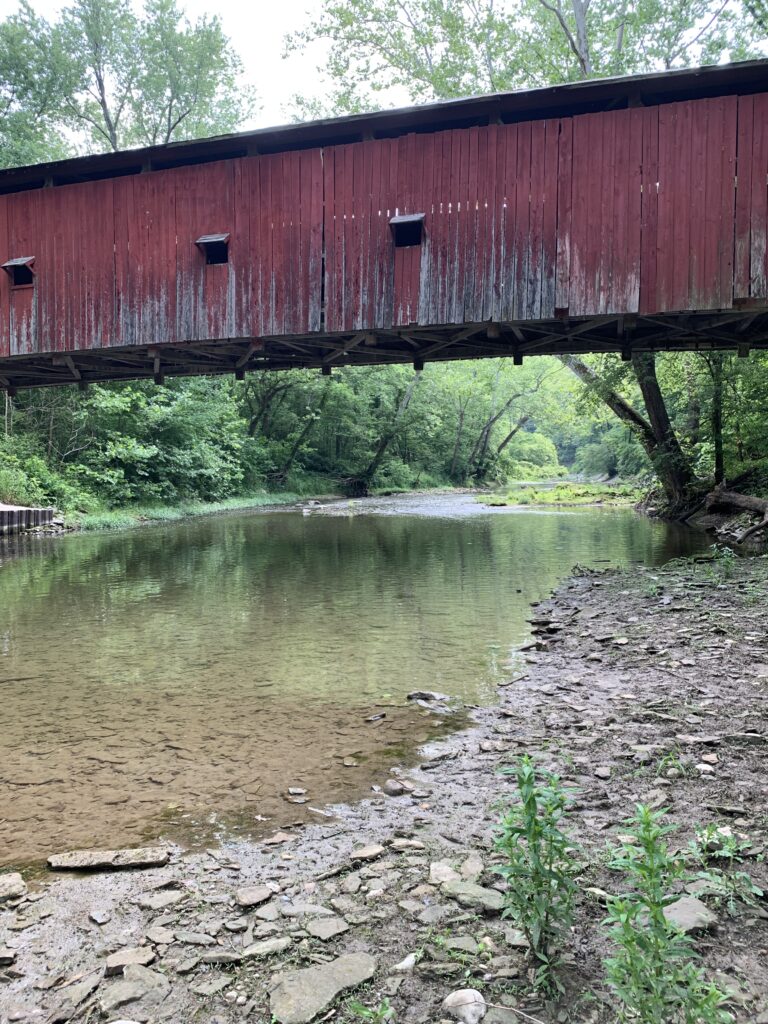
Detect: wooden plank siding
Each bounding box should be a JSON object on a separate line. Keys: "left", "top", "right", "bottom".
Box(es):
{"left": 0, "top": 91, "right": 766, "bottom": 362}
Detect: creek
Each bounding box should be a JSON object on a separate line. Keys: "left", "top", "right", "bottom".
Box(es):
{"left": 0, "top": 492, "right": 707, "bottom": 866}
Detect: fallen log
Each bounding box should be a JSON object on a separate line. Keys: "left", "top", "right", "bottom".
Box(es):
{"left": 705, "top": 488, "right": 768, "bottom": 544}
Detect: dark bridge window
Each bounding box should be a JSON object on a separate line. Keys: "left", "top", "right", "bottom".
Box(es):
{"left": 195, "top": 233, "right": 230, "bottom": 265}
{"left": 390, "top": 213, "right": 425, "bottom": 248}
{"left": 2, "top": 256, "right": 35, "bottom": 287}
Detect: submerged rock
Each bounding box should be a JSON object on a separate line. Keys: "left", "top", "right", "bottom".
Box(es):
{"left": 270, "top": 952, "right": 377, "bottom": 1024}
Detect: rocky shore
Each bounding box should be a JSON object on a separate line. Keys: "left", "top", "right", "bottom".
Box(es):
{"left": 1, "top": 553, "right": 767, "bottom": 1024}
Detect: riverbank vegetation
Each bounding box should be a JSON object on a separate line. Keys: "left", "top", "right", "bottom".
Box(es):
{"left": 1, "top": 0, "right": 768, "bottom": 537}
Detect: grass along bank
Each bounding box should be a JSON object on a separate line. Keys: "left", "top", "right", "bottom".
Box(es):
{"left": 68, "top": 491, "right": 334, "bottom": 532}
{"left": 482, "top": 480, "right": 643, "bottom": 508}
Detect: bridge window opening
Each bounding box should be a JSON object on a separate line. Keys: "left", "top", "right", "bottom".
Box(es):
{"left": 390, "top": 213, "right": 425, "bottom": 248}
{"left": 2, "top": 257, "right": 35, "bottom": 287}
{"left": 3, "top": 257, "right": 35, "bottom": 287}
{"left": 195, "top": 233, "right": 230, "bottom": 265}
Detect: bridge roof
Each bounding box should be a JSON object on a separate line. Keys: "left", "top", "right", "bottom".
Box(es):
{"left": 1, "top": 58, "right": 767, "bottom": 195}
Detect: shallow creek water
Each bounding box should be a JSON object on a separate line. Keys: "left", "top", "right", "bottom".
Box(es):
{"left": 0, "top": 493, "right": 707, "bottom": 866}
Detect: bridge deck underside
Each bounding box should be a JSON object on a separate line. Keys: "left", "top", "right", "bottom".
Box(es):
{"left": 2, "top": 308, "right": 767, "bottom": 390}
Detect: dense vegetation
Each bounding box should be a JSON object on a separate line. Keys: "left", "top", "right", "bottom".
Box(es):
{"left": 1, "top": 0, "right": 767, "bottom": 522}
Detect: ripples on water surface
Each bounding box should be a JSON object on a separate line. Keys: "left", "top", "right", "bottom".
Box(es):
{"left": 0, "top": 493, "right": 707, "bottom": 864}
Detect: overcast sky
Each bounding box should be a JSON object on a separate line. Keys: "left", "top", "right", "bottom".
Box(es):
{"left": 23, "top": 0, "right": 333, "bottom": 129}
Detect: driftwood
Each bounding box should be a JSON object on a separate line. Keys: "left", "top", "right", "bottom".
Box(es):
{"left": 705, "top": 488, "right": 768, "bottom": 544}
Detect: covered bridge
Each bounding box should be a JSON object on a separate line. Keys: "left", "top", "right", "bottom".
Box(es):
{"left": 0, "top": 59, "right": 767, "bottom": 391}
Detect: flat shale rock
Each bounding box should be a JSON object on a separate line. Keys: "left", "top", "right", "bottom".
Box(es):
{"left": 0, "top": 946, "right": 17, "bottom": 965}
{"left": 100, "top": 963, "right": 171, "bottom": 1014}
{"left": 0, "top": 872, "right": 27, "bottom": 902}
{"left": 105, "top": 946, "right": 156, "bottom": 975}
{"left": 664, "top": 896, "right": 718, "bottom": 933}
{"left": 136, "top": 890, "right": 184, "bottom": 911}
{"left": 441, "top": 881, "right": 504, "bottom": 914}
{"left": 48, "top": 846, "right": 170, "bottom": 871}
{"left": 269, "top": 952, "right": 377, "bottom": 1024}
{"left": 243, "top": 937, "right": 293, "bottom": 958}
{"left": 235, "top": 884, "right": 273, "bottom": 908}
{"left": 305, "top": 916, "right": 349, "bottom": 940}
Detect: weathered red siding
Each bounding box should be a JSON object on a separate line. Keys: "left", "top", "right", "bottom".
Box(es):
{"left": 0, "top": 91, "right": 766, "bottom": 361}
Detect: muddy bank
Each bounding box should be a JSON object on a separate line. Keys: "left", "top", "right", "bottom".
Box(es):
{"left": 1, "top": 553, "right": 767, "bottom": 1024}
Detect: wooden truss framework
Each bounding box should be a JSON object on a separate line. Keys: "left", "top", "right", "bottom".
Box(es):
{"left": 1, "top": 308, "right": 767, "bottom": 392}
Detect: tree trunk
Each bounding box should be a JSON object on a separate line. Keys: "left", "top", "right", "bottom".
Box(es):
{"left": 496, "top": 414, "right": 531, "bottom": 455}
{"left": 561, "top": 354, "right": 698, "bottom": 509}
{"left": 270, "top": 385, "right": 329, "bottom": 485}
{"left": 449, "top": 405, "right": 466, "bottom": 480}
{"left": 709, "top": 353, "right": 725, "bottom": 485}
{"left": 347, "top": 372, "right": 421, "bottom": 495}
{"left": 631, "top": 353, "right": 697, "bottom": 505}
{"left": 705, "top": 487, "right": 768, "bottom": 544}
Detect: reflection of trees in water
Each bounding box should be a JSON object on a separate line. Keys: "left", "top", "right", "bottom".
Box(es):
{"left": 0, "top": 508, "right": 706, "bottom": 690}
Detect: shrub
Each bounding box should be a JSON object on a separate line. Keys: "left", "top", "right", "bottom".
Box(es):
{"left": 604, "top": 806, "right": 732, "bottom": 1024}
{"left": 494, "top": 755, "right": 579, "bottom": 993}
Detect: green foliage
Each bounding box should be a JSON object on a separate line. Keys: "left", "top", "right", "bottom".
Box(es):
{"left": 0, "top": 0, "right": 255, "bottom": 167}
{"left": 287, "top": 0, "right": 762, "bottom": 117}
{"left": 604, "top": 806, "right": 732, "bottom": 1024}
{"left": 346, "top": 998, "right": 395, "bottom": 1023}
{"left": 686, "top": 824, "right": 764, "bottom": 914}
{"left": 494, "top": 755, "right": 579, "bottom": 993}
{"left": 705, "top": 545, "right": 738, "bottom": 582}
{"left": 491, "top": 481, "right": 641, "bottom": 507}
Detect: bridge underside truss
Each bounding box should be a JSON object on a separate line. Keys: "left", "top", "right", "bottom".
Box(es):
{"left": 2, "top": 307, "right": 767, "bottom": 391}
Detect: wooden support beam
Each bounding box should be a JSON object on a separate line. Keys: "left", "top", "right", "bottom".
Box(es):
{"left": 52, "top": 354, "right": 81, "bottom": 381}
{"left": 235, "top": 340, "right": 264, "bottom": 369}
{"left": 322, "top": 331, "right": 368, "bottom": 365}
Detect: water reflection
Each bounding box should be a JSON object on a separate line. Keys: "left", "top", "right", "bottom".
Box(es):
{"left": 0, "top": 495, "right": 706, "bottom": 864}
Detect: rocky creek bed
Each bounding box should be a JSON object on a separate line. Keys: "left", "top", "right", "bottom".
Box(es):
{"left": 1, "top": 552, "right": 767, "bottom": 1024}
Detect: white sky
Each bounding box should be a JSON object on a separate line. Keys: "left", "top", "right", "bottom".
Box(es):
{"left": 20, "top": 0, "right": 333, "bottom": 129}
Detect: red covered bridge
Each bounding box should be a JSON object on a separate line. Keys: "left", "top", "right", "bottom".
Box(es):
{"left": 0, "top": 60, "right": 767, "bottom": 391}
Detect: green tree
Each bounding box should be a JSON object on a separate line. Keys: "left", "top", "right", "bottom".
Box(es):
{"left": 0, "top": 1, "right": 72, "bottom": 167}
{"left": 0, "top": 0, "right": 255, "bottom": 163}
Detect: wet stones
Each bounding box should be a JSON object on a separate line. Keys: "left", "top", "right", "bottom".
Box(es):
{"left": 383, "top": 779, "right": 406, "bottom": 796}
{"left": 48, "top": 846, "right": 171, "bottom": 871}
{"left": 269, "top": 952, "right": 377, "bottom": 1024}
